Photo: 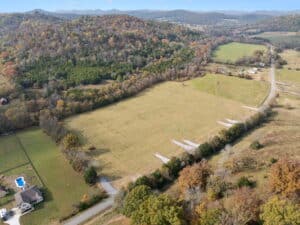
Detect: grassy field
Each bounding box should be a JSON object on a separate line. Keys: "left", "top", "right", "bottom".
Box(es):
{"left": 65, "top": 75, "right": 269, "bottom": 187}
{"left": 253, "top": 32, "right": 300, "bottom": 49}
{"left": 191, "top": 74, "right": 269, "bottom": 106}
{"left": 0, "top": 135, "right": 29, "bottom": 173}
{"left": 212, "top": 42, "right": 267, "bottom": 63}
{"left": 277, "top": 69, "right": 300, "bottom": 84}
{"left": 280, "top": 50, "right": 300, "bottom": 70}
{"left": 0, "top": 129, "right": 99, "bottom": 225}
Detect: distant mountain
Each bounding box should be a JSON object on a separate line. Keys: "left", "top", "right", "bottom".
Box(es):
{"left": 254, "top": 14, "right": 300, "bottom": 32}
{"left": 27, "top": 9, "right": 278, "bottom": 25}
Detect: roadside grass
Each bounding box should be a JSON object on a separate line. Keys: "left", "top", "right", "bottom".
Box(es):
{"left": 212, "top": 42, "right": 267, "bottom": 63}
{"left": 280, "top": 50, "right": 300, "bottom": 70}
{"left": 16, "top": 129, "right": 100, "bottom": 225}
{"left": 65, "top": 76, "right": 268, "bottom": 187}
{"left": 277, "top": 69, "right": 300, "bottom": 84}
{"left": 191, "top": 74, "right": 269, "bottom": 106}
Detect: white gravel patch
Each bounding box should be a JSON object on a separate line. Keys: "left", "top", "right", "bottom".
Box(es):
{"left": 154, "top": 153, "right": 170, "bottom": 164}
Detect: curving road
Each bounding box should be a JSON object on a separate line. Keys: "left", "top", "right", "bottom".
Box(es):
{"left": 260, "top": 46, "right": 276, "bottom": 111}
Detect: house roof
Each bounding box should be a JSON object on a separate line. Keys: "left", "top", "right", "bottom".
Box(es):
{"left": 15, "top": 186, "right": 42, "bottom": 205}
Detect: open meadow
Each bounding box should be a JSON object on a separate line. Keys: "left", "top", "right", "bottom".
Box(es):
{"left": 65, "top": 75, "right": 269, "bottom": 187}
{"left": 253, "top": 32, "right": 300, "bottom": 49}
{"left": 280, "top": 49, "right": 300, "bottom": 70}
{"left": 0, "top": 129, "right": 99, "bottom": 225}
{"left": 212, "top": 42, "right": 267, "bottom": 63}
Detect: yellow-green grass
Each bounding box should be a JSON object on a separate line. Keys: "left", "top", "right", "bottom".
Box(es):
{"left": 17, "top": 129, "right": 100, "bottom": 225}
{"left": 0, "top": 135, "right": 29, "bottom": 173}
{"left": 280, "top": 50, "right": 300, "bottom": 70}
{"left": 0, "top": 74, "right": 14, "bottom": 96}
{"left": 213, "top": 42, "right": 267, "bottom": 63}
{"left": 191, "top": 74, "right": 269, "bottom": 107}
{"left": 277, "top": 69, "right": 300, "bottom": 84}
{"left": 65, "top": 76, "right": 268, "bottom": 187}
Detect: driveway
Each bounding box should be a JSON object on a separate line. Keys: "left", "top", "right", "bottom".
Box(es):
{"left": 63, "top": 177, "right": 118, "bottom": 225}
{"left": 3, "top": 208, "right": 21, "bottom": 225}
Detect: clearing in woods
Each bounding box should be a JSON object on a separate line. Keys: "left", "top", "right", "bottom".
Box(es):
{"left": 212, "top": 42, "right": 268, "bottom": 63}
{"left": 65, "top": 75, "right": 269, "bottom": 187}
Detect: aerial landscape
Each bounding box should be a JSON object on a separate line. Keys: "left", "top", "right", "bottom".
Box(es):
{"left": 0, "top": 0, "right": 299, "bottom": 225}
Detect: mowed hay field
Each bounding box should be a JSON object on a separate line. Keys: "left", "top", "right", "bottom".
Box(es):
{"left": 0, "top": 129, "right": 99, "bottom": 225}
{"left": 65, "top": 75, "right": 269, "bottom": 186}
{"left": 280, "top": 50, "right": 300, "bottom": 70}
{"left": 212, "top": 42, "right": 267, "bottom": 63}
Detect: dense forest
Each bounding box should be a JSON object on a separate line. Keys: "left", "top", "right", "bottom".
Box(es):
{"left": 0, "top": 13, "right": 230, "bottom": 133}
{"left": 252, "top": 14, "right": 300, "bottom": 32}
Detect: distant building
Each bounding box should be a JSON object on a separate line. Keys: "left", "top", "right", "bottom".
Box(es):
{"left": 14, "top": 186, "right": 43, "bottom": 210}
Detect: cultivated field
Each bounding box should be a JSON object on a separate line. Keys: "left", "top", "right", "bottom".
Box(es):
{"left": 65, "top": 75, "right": 269, "bottom": 187}
{"left": 192, "top": 74, "right": 269, "bottom": 106}
{"left": 280, "top": 50, "right": 300, "bottom": 70}
{"left": 212, "top": 42, "right": 267, "bottom": 63}
{"left": 0, "top": 129, "right": 99, "bottom": 225}
{"left": 277, "top": 69, "right": 300, "bottom": 84}
{"left": 253, "top": 32, "right": 300, "bottom": 49}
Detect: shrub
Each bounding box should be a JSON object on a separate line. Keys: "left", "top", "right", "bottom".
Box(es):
{"left": 260, "top": 196, "right": 300, "bottom": 225}
{"left": 76, "top": 193, "right": 107, "bottom": 211}
{"left": 62, "top": 133, "right": 80, "bottom": 149}
{"left": 122, "top": 185, "right": 152, "bottom": 217}
{"left": 163, "top": 157, "right": 182, "bottom": 179}
{"left": 250, "top": 140, "right": 264, "bottom": 150}
{"left": 269, "top": 158, "right": 300, "bottom": 197}
{"left": 237, "top": 176, "right": 256, "bottom": 188}
{"left": 196, "top": 142, "right": 214, "bottom": 158}
{"left": 84, "top": 167, "right": 98, "bottom": 185}
{"left": 131, "top": 194, "right": 185, "bottom": 225}
{"left": 207, "top": 176, "right": 227, "bottom": 200}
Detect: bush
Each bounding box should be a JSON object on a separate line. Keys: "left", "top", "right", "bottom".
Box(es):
{"left": 237, "top": 176, "right": 256, "bottom": 188}
{"left": 196, "top": 142, "right": 214, "bottom": 159}
{"left": 122, "top": 185, "right": 152, "bottom": 217}
{"left": 76, "top": 193, "right": 107, "bottom": 211}
{"left": 163, "top": 157, "right": 182, "bottom": 179}
{"left": 62, "top": 133, "right": 80, "bottom": 149}
{"left": 250, "top": 140, "right": 264, "bottom": 150}
{"left": 84, "top": 167, "right": 98, "bottom": 185}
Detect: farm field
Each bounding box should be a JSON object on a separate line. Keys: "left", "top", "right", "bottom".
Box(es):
{"left": 65, "top": 75, "right": 269, "bottom": 187}
{"left": 280, "top": 50, "right": 300, "bottom": 70}
{"left": 191, "top": 74, "right": 269, "bottom": 106}
{"left": 0, "top": 129, "right": 99, "bottom": 225}
{"left": 277, "top": 69, "right": 300, "bottom": 84}
{"left": 253, "top": 32, "right": 300, "bottom": 49}
{"left": 212, "top": 42, "right": 267, "bottom": 63}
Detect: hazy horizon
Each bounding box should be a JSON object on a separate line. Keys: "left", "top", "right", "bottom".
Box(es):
{"left": 0, "top": 0, "right": 299, "bottom": 13}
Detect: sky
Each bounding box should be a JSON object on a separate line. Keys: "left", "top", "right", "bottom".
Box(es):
{"left": 0, "top": 0, "right": 299, "bottom": 13}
